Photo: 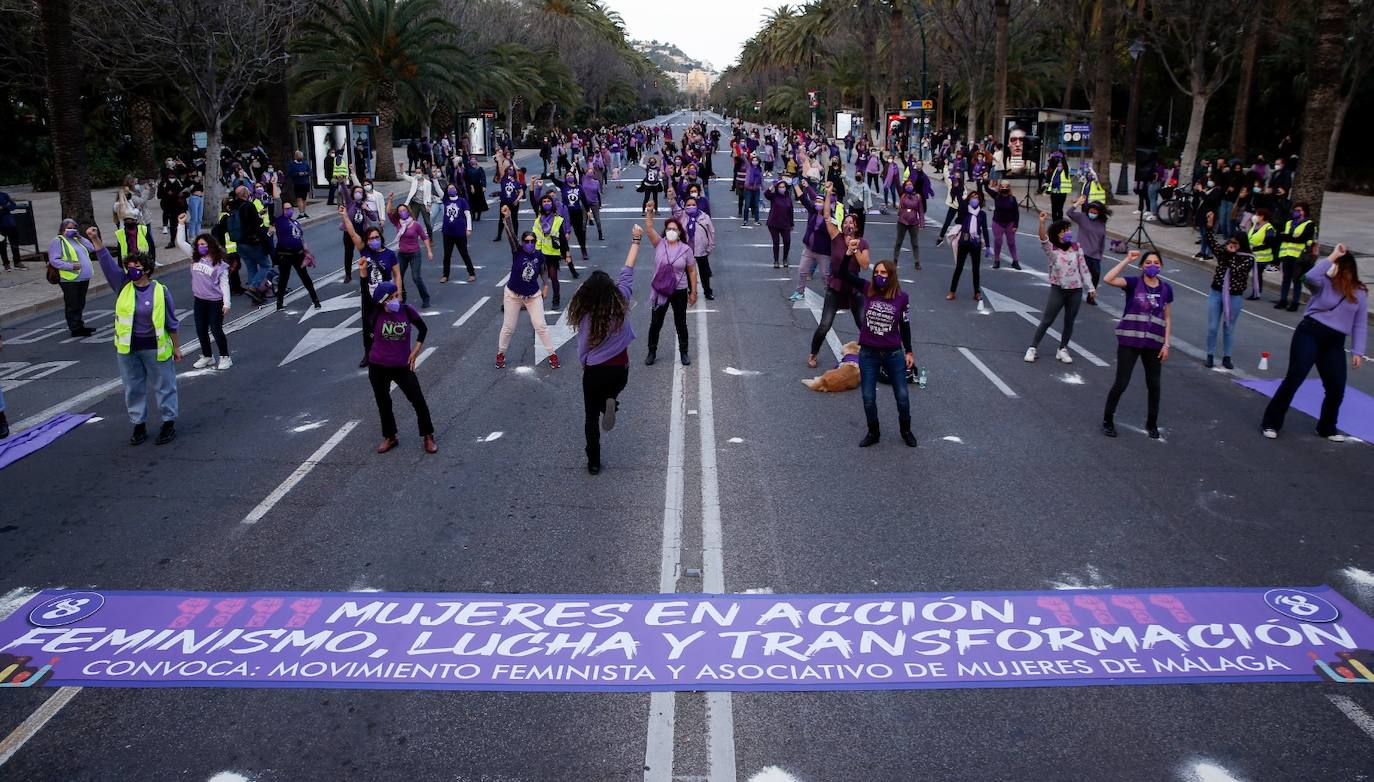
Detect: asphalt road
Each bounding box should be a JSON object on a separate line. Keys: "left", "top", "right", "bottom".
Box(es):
{"left": 1, "top": 111, "right": 1373, "bottom": 782}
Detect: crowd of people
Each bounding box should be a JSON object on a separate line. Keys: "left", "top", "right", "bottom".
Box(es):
{"left": 11, "top": 111, "right": 1368, "bottom": 464}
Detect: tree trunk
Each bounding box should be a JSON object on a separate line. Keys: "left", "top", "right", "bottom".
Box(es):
{"left": 1091, "top": 1, "right": 1117, "bottom": 201}
{"left": 265, "top": 60, "right": 293, "bottom": 191}
{"left": 129, "top": 94, "right": 157, "bottom": 180}
{"left": 434, "top": 102, "right": 453, "bottom": 142}
{"left": 993, "top": 0, "right": 1010, "bottom": 134}
{"left": 1061, "top": 51, "right": 1079, "bottom": 109}
{"left": 1117, "top": 0, "right": 1146, "bottom": 195}
{"left": 374, "top": 80, "right": 399, "bottom": 181}
{"left": 965, "top": 81, "right": 977, "bottom": 141}
{"left": 1292, "top": 0, "right": 1349, "bottom": 228}
{"left": 1179, "top": 90, "right": 1209, "bottom": 186}
{"left": 1230, "top": 19, "right": 1260, "bottom": 158}
{"left": 1324, "top": 87, "right": 1353, "bottom": 181}
{"left": 205, "top": 116, "right": 225, "bottom": 217}
{"left": 38, "top": 0, "right": 94, "bottom": 229}
{"left": 935, "top": 81, "right": 944, "bottom": 129}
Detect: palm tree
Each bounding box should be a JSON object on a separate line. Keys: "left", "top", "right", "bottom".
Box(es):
{"left": 1291, "top": 0, "right": 1350, "bottom": 226}
{"left": 38, "top": 0, "right": 94, "bottom": 227}
{"left": 295, "top": 0, "right": 463, "bottom": 181}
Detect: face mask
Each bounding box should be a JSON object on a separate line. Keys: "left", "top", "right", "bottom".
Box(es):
{"left": 384, "top": 299, "right": 401, "bottom": 313}
{"left": 65, "top": 227, "right": 78, "bottom": 237}
{"left": 686, "top": 206, "right": 699, "bottom": 216}
{"left": 123, "top": 222, "right": 137, "bottom": 231}
{"left": 873, "top": 274, "right": 888, "bottom": 289}
{"left": 354, "top": 192, "right": 364, "bottom": 202}
{"left": 1088, "top": 211, "right": 1100, "bottom": 221}
{"left": 447, "top": 188, "right": 458, "bottom": 197}
{"left": 284, "top": 208, "right": 294, "bottom": 218}
{"left": 904, "top": 186, "right": 914, "bottom": 193}
{"left": 1293, "top": 210, "right": 1304, "bottom": 220}
{"left": 367, "top": 238, "right": 382, "bottom": 251}
{"left": 127, "top": 266, "right": 144, "bottom": 280}
{"left": 364, "top": 184, "right": 374, "bottom": 193}
{"left": 398, "top": 210, "right": 410, "bottom": 220}
{"left": 541, "top": 203, "right": 553, "bottom": 213}
{"left": 1253, "top": 187, "right": 1261, "bottom": 193}
{"left": 1061, "top": 231, "right": 1074, "bottom": 244}
{"left": 197, "top": 244, "right": 211, "bottom": 256}
{"left": 665, "top": 229, "right": 680, "bottom": 242}
{"left": 1207, "top": 181, "right": 1216, "bottom": 188}
{"left": 521, "top": 240, "right": 537, "bottom": 253}
{"left": 1143, "top": 264, "right": 1161, "bottom": 278}
{"left": 969, "top": 199, "right": 980, "bottom": 208}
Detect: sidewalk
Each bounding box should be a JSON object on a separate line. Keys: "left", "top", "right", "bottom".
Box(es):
{"left": 0, "top": 145, "right": 538, "bottom": 327}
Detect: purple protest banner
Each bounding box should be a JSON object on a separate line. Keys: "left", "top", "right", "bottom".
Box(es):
{"left": 2, "top": 586, "right": 1374, "bottom": 692}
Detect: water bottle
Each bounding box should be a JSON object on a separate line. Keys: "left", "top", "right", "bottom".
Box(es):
{"left": 917, "top": 367, "right": 928, "bottom": 389}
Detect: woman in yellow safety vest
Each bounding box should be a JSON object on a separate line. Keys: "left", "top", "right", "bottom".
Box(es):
{"left": 1245, "top": 207, "right": 1279, "bottom": 301}
{"left": 86, "top": 226, "right": 183, "bottom": 446}
{"left": 1275, "top": 202, "right": 1316, "bottom": 312}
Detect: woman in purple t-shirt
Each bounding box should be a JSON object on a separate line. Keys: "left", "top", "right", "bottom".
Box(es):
{"left": 366, "top": 282, "right": 435, "bottom": 455}
{"left": 1101, "top": 250, "right": 1173, "bottom": 439}
{"left": 847, "top": 259, "right": 916, "bottom": 448}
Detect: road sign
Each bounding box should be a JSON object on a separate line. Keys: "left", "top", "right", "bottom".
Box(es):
{"left": 901, "top": 100, "right": 934, "bottom": 111}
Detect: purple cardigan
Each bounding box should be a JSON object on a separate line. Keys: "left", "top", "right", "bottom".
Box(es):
{"left": 1305, "top": 259, "right": 1368, "bottom": 356}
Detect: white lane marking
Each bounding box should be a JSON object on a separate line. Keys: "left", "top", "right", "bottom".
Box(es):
{"left": 240, "top": 420, "right": 360, "bottom": 525}
{"left": 0, "top": 361, "right": 78, "bottom": 392}
{"left": 279, "top": 311, "right": 364, "bottom": 366}
{"left": 722, "top": 367, "right": 760, "bottom": 376}
{"left": 453, "top": 296, "right": 491, "bottom": 327}
{"left": 291, "top": 421, "right": 328, "bottom": 433}
{"left": 942, "top": 436, "right": 964, "bottom": 443}
{"left": 495, "top": 272, "right": 510, "bottom": 288}
{"left": 746, "top": 769, "right": 803, "bottom": 782}
{"left": 478, "top": 431, "right": 504, "bottom": 443}
{"left": 1059, "top": 372, "right": 1085, "bottom": 385}
{"left": 83, "top": 416, "right": 103, "bottom": 424}
{"left": 695, "top": 303, "right": 737, "bottom": 782}
{"left": 739, "top": 587, "right": 774, "bottom": 595}
{"left": 207, "top": 773, "right": 253, "bottom": 782}
{"left": 11, "top": 379, "right": 123, "bottom": 433}
{"left": 644, "top": 359, "right": 687, "bottom": 782}
{"left": 799, "top": 288, "right": 843, "bottom": 363}
{"left": 957, "top": 347, "right": 1018, "bottom": 398}
{"left": 0, "top": 588, "right": 38, "bottom": 620}
{"left": 1118, "top": 423, "right": 1167, "bottom": 442}
{"left": 1328, "top": 694, "right": 1374, "bottom": 742}
{"left": 1049, "top": 564, "right": 1115, "bottom": 590}
{"left": 0, "top": 686, "right": 83, "bottom": 768}
{"left": 1186, "top": 760, "right": 1245, "bottom": 782}
{"left": 727, "top": 437, "right": 744, "bottom": 443}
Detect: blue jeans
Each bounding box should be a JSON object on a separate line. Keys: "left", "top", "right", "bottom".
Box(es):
{"left": 238, "top": 242, "right": 273, "bottom": 289}
{"left": 1147, "top": 182, "right": 1161, "bottom": 212}
{"left": 1205, "top": 289, "right": 1242, "bottom": 357}
{"left": 1198, "top": 227, "right": 1212, "bottom": 258}
{"left": 116, "top": 349, "right": 178, "bottom": 425}
{"left": 1218, "top": 200, "right": 1235, "bottom": 237}
{"left": 399, "top": 251, "right": 431, "bottom": 306}
{"left": 186, "top": 195, "right": 204, "bottom": 237}
{"left": 859, "top": 346, "right": 910, "bottom": 428}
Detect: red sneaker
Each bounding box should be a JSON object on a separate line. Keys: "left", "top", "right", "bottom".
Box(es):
{"left": 548, "top": 353, "right": 560, "bottom": 369}
{"left": 495, "top": 352, "right": 506, "bottom": 369}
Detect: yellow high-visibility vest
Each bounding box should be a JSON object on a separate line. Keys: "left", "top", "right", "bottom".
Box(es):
{"left": 115, "top": 225, "right": 151, "bottom": 257}
{"left": 532, "top": 214, "right": 565, "bottom": 255}
{"left": 113, "top": 280, "right": 173, "bottom": 361}
{"left": 1249, "top": 223, "right": 1276, "bottom": 265}
{"left": 1279, "top": 219, "right": 1312, "bottom": 259}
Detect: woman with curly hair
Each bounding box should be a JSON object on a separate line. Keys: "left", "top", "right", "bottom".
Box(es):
{"left": 568, "top": 224, "right": 642, "bottom": 475}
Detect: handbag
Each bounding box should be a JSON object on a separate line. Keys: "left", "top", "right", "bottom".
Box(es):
{"left": 46, "top": 263, "right": 60, "bottom": 285}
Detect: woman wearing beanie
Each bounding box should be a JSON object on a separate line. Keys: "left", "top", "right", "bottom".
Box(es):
{"left": 366, "top": 281, "right": 435, "bottom": 454}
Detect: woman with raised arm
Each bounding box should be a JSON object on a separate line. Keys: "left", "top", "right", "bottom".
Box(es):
{"left": 642, "top": 204, "right": 697, "bottom": 367}
{"left": 1101, "top": 250, "right": 1173, "bottom": 439}
{"left": 495, "top": 204, "right": 558, "bottom": 370}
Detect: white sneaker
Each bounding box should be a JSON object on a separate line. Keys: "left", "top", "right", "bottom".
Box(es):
{"left": 1144, "top": 213, "right": 1155, "bottom": 221}
{"left": 193, "top": 356, "right": 216, "bottom": 369}
{"left": 1133, "top": 209, "right": 1141, "bottom": 215}
{"left": 217, "top": 356, "right": 233, "bottom": 370}
{"left": 1023, "top": 347, "right": 1037, "bottom": 363}
{"left": 1327, "top": 434, "right": 1347, "bottom": 443}
{"left": 1262, "top": 428, "right": 1278, "bottom": 439}
{"left": 1056, "top": 348, "right": 1073, "bottom": 364}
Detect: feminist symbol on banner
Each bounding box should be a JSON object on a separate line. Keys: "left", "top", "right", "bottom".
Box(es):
{"left": 28, "top": 592, "right": 105, "bottom": 627}
{"left": 1265, "top": 589, "right": 1340, "bottom": 623}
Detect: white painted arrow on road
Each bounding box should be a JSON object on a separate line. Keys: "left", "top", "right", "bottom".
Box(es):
{"left": 299, "top": 290, "right": 359, "bottom": 323}
{"left": 536, "top": 307, "right": 576, "bottom": 365}
{"left": 279, "top": 312, "right": 363, "bottom": 366}
{"left": 981, "top": 286, "right": 1109, "bottom": 367}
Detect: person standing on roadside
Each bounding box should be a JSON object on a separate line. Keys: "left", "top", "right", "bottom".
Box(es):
{"left": 1101, "top": 250, "right": 1173, "bottom": 440}
{"left": 1245, "top": 207, "right": 1279, "bottom": 301}
{"left": 1275, "top": 202, "right": 1316, "bottom": 312}
{"left": 670, "top": 191, "right": 717, "bottom": 300}
{"left": 227, "top": 185, "right": 273, "bottom": 304}
{"left": 1262, "top": 244, "right": 1367, "bottom": 442}
{"left": 982, "top": 179, "right": 1021, "bottom": 271}
{"left": 87, "top": 226, "right": 182, "bottom": 446}
{"left": 287, "top": 150, "right": 312, "bottom": 218}
{"left": 569, "top": 225, "right": 642, "bottom": 475}
{"left": 48, "top": 219, "right": 96, "bottom": 337}
{"left": 0, "top": 189, "right": 23, "bottom": 270}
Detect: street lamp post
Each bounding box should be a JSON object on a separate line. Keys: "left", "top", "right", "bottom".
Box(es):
{"left": 1116, "top": 38, "right": 1147, "bottom": 196}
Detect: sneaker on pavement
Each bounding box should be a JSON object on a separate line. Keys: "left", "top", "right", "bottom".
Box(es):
{"left": 548, "top": 353, "right": 560, "bottom": 369}
{"left": 1326, "top": 433, "right": 1347, "bottom": 443}
{"left": 155, "top": 421, "right": 176, "bottom": 445}
{"left": 1262, "top": 428, "right": 1278, "bottom": 439}
{"left": 1102, "top": 421, "right": 1117, "bottom": 438}
{"left": 1023, "top": 347, "right": 1037, "bottom": 363}
{"left": 788, "top": 291, "right": 804, "bottom": 301}
{"left": 495, "top": 352, "right": 506, "bottom": 369}
{"left": 1056, "top": 348, "right": 1073, "bottom": 364}
{"left": 193, "top": 355, "right": 216, "bottom": 369}
{"left": 217, "top": 356, "right": 233, "bottom": 370}
{"left": 602, "top": 399, "right": 618, "bottom": 432}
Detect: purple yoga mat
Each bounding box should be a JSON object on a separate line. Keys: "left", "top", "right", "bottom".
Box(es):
{"left": 0, "top": 413, "right": 94, "bottom": 470}
{"left": 1237, "top": 378, "right": 1374, "bottom": 442}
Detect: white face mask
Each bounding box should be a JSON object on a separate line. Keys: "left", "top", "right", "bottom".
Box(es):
{"left": 665, "top": 229, "right": 680, "bottom": 242}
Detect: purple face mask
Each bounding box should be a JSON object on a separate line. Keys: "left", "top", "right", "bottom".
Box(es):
{"left": 521, "top": 240, "right": 537, "bottom": 253}
{"left": 1143, "top": 264, "right": 1161, "bottom": 278}
{"left": 367, "top": 238, "right": 382, "bottom": 251}
{"left": 384, "top": 299, "right": 401, "bottom": 313}
{"left": 196, "top": 244, "right": 211, "bottom": 256}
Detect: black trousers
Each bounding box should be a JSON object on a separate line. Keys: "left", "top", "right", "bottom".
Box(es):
{"left": 696, "top": 255, "right": 714, "bottom": 296}
{"left": 811, "top": 287, "right": 861, "bottom": 356}
{"left": 583, "top": 363, "right": 629, "bottom": 463}
{"left": 769, "top": 227, "right": 791, "bottom": 265}
{"left": 368, "top": 363, "right": 433, "bottom": 438}
{"left": 342, "top": 234, "right": 356, "bottom": 283}
{"left": 950, "top": 239, "right": 982, "bottom": 295}
{"left": 648, "top": 288, "right": 690, "bottom": 353}
{"left": 59, "top": 279, "right": 89, "bottom": 333}
{"left": 893, "top": 222, "right": 920, "bottom": 264}
{"left": 569, "top": 209, "right": 588, "bottom": 257}
{"left": 275, "top": 249, "right": 319, "bottom": 307}
{"left": 1262, "top": 317, "right": 1348, "bottom": 436}
{"left": 495, "top": 203, "right": 520, "bottom": 239}
{"left": 193, "top": 296, "right": 229, "bottom": 357}
{"left": 0, "top": 227, "right": 20, "bottom": 266}
{"left": 1104, "top": 344, "right": 1163, "bottom": 428}
{"left": 1050, "top": 193, "right": 1067, "bottom": 221}
{"left": 442, "top": 233, "right": 474, "bottom": 278}
{"left": 587, "top": 203, "right": 604, "bottom": 239}
{"left": 360, "top": 279, "right": 376, "bottom": 356}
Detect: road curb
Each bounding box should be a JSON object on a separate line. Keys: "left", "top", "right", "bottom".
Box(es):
{"left": 0, "top": 213, "right": 337, "bottom": 327}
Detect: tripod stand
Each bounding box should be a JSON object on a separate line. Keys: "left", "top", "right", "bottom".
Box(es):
{"left": 1017, "top": 175, "right": 1038, "bottom": 211}
{"left": 1121, "top": 204, "right": 1158, "bottom": 255}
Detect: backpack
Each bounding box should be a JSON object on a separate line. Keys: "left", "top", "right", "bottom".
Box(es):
{"left": 651, "top": 244, "right": 684, "bottom": 298}
{"left": 227, "top": 207, "right": 244, "bottom": 242}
